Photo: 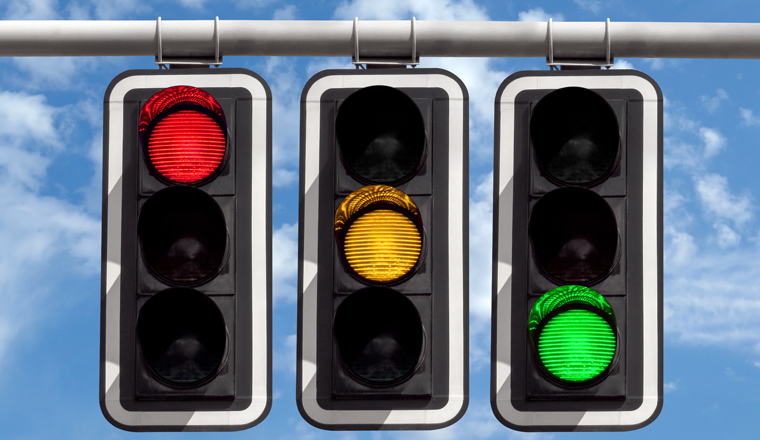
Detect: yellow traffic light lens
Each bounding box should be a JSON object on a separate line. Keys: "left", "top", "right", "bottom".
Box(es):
{"left": 335, "top": 185, "right": 423, "bottom": 283}
{"left": 344, "top": 209, "right": 421, "bottom": 282}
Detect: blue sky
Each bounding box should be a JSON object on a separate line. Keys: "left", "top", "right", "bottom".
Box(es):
{"left": 1, "top": 0, "right": 760, "bottom": 438}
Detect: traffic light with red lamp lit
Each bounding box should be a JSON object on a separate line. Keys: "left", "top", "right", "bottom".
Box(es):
{"left": 297, "top": 69, "right": 469, "bottom": 430}
{"left": 491, "top": 70, "right": 663, "bottom": 431}
{"left": 100, "top": 69, "right": 272, "bottom": 432}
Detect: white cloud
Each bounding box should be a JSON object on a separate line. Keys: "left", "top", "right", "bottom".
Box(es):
{"left": 469, "top": 172, "right": 492, "bottom": 320}
{"left": 273, "top": 333, "right": 297, "bottom": 374}
{"left": 664, "top": 381, "right": 678, "bottom": 393}
{"left": 518, "top": 8, "right": 564, "bottom": 22}
{"left": 664, "top": 226, "right": 697, "bottom": 268}
{"left": 611, "top": 59, "right": 634, "bottom": 70}
{"left": 3, "top": 0, "right": 59, "bottom": 19}
{"left": 740, "top": 107, "right": 760, "bottom": 126}
{"left": 263, "top": 57, "right": 302, "bottom": 188}
{"left": 641, "top": 58, "right": 679, "bottom": 71}
{"left": 93, "top": 0, "right": 148, "bottom": 19}
{"left": 9, "top": 57, "right": 100, "bottom": 92}
{"left": 659, "top": 99, "right": 760, "bottom": 352}
{"left": 273, "top": 222, "right": 298, "bottom": 304}
{"left": 468, "top": 172, "right": 493, "bottom": 373}
{"left": 574, "top": 0, "right": 602, "bottom": 13}
{"left": 274, "top": 4, "right": 298, "bottom": 20}
{"left": 306, "top": 58, "right": 354, "bottom": 79}
{"left": 665, "top": 252, "right": 760, "bottom": 348}
{"left": 333, "top": 0, "right": 489, "bottom": 21}
{"left": 663, "top": 110, "right": 726, "bottom": 172}
{"left": 695, "top": 173, "right": 753, "bottom": 226}
{"left": 0, "top": 91, "right": 100, "bottom": 367}
{"left": 663, "top": 138, "right": 704, "bottom": 173}
{"left": 713, "top": 223, "right": 741, "bottom": 248}
{"left": 0, "top": 91, "right": 63, "bottom": 190}
{"left": 699, "top": 127, "right": 726, "bottom": 159}
{"left": 700, "top": 89, "right": 728, "bottom": 113}
{"left": 233, "top": 0, "right": 276, "bottom": 8}
{"left": 177, "top": 0, "right": 207, "bottom": 10}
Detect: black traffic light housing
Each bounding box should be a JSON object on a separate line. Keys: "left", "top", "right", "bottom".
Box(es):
{"left": 491, "top": 70, "right": 663, "bottom": 431}
{"left": 297, "top": 68, "right": 468, "bottom": 430}
{"left": 100, "top": 69, "right": 272, "bottom": 431}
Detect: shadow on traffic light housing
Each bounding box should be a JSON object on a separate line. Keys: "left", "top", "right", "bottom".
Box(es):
{"left": 297, "top": 69, "right": 468, "bottom": 430}
{"left": 491, "top": 70, "right": 663, "bottom": 431}
{"left": 100, "top": 69, "right": 272, "bottom": 432}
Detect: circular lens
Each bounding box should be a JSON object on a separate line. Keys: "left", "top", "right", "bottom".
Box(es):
{"left": 336, "top": 86, "right": 425, "bottom": 185}
{"left": 137, "top": 288, "right": 228, "bottom": 387}
{"left": 334, "top": 288, "right": 424, "bottom": 385}
{"left": 529, "top": 285, "right": 618, "bottom": 385}
{"left": 529, "top": 187, "right": 618, "bottom": 284}
{"left": 139, "top": 86, "right": 228, "bottom": 184}
{"left": 138, "top": 186, "right": 228, "bottom": 284}
{"left": 335, "top": 185, "right": 423, "bottom": 283}
{"left": 530, "top": 87, "right": 620, "bottom": 186}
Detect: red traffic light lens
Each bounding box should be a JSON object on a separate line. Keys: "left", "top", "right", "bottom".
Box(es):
{"left": 139, "top": 86, "right": 228, "bottom": 184}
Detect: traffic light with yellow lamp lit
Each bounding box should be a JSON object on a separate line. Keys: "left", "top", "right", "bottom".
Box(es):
{"left": 100, "top": 69, "right": 272, "bottom": 432}
{"left": 297, "top": 69, "right": 468, "bottom": 430}
{"left": 491, "top": 70, "right": 663, "bottom": 431}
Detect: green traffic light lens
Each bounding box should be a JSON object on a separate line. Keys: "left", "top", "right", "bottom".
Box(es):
{"left": 335, "top": 85, "right": 426, "bottom": 185}
{"left": 529, "top": 285, "right": 618, "bottom": 385}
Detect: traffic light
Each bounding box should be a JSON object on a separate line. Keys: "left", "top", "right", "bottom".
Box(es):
{"left": 491, "top": 70, "right": 663, "bottom": 431}
{"left": 100, "top": 68, "right": 272, "bottom": 431}
{"left": 297, "top": 69, "right": 468, "bottom": 430}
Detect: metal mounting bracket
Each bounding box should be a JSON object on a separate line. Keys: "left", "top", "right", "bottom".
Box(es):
{"left": 547, "top": 18, "right": 614, "bottom": 70}
{"left": 156, "top": 16, "right": 223, "bottom": 68}
{"left": 352, "top": 17, "right": 420, "bottom": 68}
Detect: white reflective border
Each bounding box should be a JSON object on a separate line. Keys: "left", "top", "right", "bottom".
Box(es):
{"left": 103, "top": 72, "right": 270, "bottom": 429}
{"left": 493, "top": 74, "right": 661, "bottom": 429}
{"left": 300, "top": 72, "right": 467, "bottom": 427}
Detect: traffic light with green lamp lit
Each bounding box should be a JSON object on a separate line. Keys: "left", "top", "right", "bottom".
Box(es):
{"left": 491, "top": 70, "right": 663, "bottom": 431}
{"left": 297, "top": 69, "right": 468, "bottom": 430}
{"left": 100, "top": 69, "right": 272, "bottom": 432}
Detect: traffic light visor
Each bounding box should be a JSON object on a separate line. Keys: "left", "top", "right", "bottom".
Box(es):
{"left": 529, "top": 285, "right": 618, "bottom": 385}
{"left": 333, "top": 287, "right": 424, "bottom": 385}
{"left": 136, "top": 288, "right": 228, "bottom": 387}
{"left": 335, "top": 85, "right": 426, "bottom": 185}
{"left": 529, "top": 187, "right": 619, "bottom": 284}
{"left": 335, "top": 185, "right": 423, "bottom": 283}
{"left": 139, "top": 86, "right": 228, "bottom": 184}
{"left": 138, "top": 186, "right": 228, "bottom": 285}
{"left": 530, "top": 87, "right": 620, "bottom": 186}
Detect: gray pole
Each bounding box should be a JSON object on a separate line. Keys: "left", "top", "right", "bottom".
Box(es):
{"left": 0, "top": 19, "right": 759, "bottom": 61}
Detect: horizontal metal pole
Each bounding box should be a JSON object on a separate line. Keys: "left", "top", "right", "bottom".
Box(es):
{"left": 0, "top": 19, "right": 759, "bottom": 61}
